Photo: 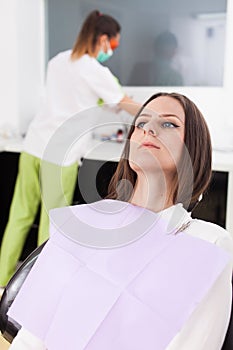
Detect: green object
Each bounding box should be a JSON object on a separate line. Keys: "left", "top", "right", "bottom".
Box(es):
{"left": 0, "top": 152, "right": 78, "bottom": 286}
{"left": 97, "top": 98, "right": 104, "bottom": 106}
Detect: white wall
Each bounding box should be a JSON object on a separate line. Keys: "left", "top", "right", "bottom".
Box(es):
{"left": 0, "top": 0, "right": 45, "bottom": 135}
{"left": 0, "top": 2, "right": 18, "bottom": 134}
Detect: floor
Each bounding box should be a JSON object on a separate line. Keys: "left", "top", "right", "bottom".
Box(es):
{"left": 0, "top": 335, "right": 10, "bottom": 350}
{"left": 0, "top": 289, "right": 10, "bottom": 349}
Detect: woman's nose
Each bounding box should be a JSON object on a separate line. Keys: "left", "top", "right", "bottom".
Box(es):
{"left": 143, "top": 123, "right": 157, "bottom": 136}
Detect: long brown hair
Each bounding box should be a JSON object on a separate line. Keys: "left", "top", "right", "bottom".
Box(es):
{"left": 71, "top": 10, "right": 121, "bottom": 60}
{"left": 107, "top": 92, "right": 212, "bottom": 210}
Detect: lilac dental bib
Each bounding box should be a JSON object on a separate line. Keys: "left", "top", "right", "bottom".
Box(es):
{"left": 8, "top": 200, "right": 230, "bottom": 350}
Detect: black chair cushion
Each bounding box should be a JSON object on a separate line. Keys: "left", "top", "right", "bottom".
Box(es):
{"left": 221, "top": 283, "right": 233, "bottom": 350}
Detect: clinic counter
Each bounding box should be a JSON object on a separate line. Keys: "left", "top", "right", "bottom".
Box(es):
{"left": 1, "top": 137, "right": 233, "bottom": 235}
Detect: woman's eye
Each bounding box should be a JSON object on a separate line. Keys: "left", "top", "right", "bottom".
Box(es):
{"left": 162, "top": 122, "right": 178, "bottom": 128}
{"left": 136, "top": 121, "right": 146, "bottom": 129}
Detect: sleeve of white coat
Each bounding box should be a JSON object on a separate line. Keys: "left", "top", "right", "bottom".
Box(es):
{"left": 165, "top": 261, "right": 232, "bottom": 350}
{"left": 9, "top": 328, "right": 46, "bottom": 350}
{"left": 80, "top": 59, "right": 124, "bottom": 105}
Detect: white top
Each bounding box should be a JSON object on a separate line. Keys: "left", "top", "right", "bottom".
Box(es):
{"left": 23, "top": 51, "right": 124, "bottom": 165}
{"left": 9, "top": 204, "right": 233, "bottom": 350}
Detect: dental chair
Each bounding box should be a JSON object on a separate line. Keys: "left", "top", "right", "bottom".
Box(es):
{"left": 0, "top": 242, "right": 46, "bottom": 343}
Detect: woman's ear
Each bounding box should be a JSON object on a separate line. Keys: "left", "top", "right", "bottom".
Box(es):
{"left": 98, "top": 34, "right": 109, "bottom": 50}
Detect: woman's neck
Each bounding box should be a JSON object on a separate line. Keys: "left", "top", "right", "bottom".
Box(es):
{"left": 129, "top": 172, "right": 174, "bottom": 213}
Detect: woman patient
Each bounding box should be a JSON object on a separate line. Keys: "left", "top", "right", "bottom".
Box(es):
{"left": 8, "top": 92, "right": 233, "bottom": 349}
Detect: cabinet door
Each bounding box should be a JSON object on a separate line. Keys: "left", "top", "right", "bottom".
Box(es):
{"left": 0, "top": 152, "right": 38, "bottom": 260}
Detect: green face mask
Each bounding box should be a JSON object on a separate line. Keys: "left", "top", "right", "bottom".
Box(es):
{"left": 97, "top": 48, "right": 113, "bottom": 63}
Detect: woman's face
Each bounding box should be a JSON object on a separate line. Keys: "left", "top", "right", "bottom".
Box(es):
{"left": 129, "top": 96, "right": 185, "bottom": 176}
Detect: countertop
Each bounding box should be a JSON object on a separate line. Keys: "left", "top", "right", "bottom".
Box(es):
{"left": 1, "top": 136, "right": 233, "bottom": 172}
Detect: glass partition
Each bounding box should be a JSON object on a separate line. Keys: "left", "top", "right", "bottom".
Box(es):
{"left": 47, "top": 0, "right": 227, "bottom": 87}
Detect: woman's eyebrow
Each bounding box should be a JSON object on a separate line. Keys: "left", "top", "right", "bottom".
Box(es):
{"left": 139, "top": 112, "right": 183, "bottom": 123}
{"left": 159, "top": 113, "right": 184, "bottom": 123}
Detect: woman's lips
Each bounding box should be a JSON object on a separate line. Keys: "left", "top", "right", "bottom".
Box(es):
{"left": 140, "top": 141, "right": 160, "bottom": 149}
